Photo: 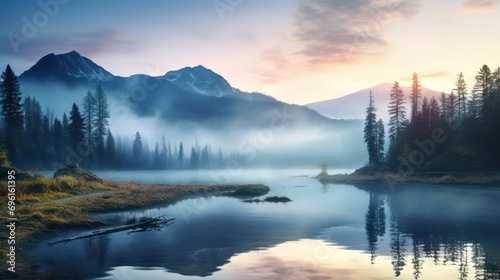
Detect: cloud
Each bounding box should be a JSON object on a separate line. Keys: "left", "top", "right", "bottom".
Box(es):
{"left": 292, "top": 0, "right": 419, "bottom": 66}
{"left": 459, "top": 0, "right": 499, "bottom": 13}
{"left": 247, "top": 46, "right": 291, "bottom": 84}
{"left": 0, "top": 29, "right": 138, "bottom": 61}
{"left": 400, "top": 71, "right": 450, "bottom": 81}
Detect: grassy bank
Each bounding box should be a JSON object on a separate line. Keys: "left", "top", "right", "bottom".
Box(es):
{"left": 0, "top": 176, "right": 269, "bottom": 279}
{"left": 317, "top": 171, "right": 500, "bottom": 185}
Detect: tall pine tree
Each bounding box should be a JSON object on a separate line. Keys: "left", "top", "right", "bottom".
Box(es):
{"left": 364, "top": 91, "right": 378, "bottom": 167}
{"left": 83, "top": 90, "right": 96, "bottom": 167}
{"left": 105, "top": 128, "right": 117, "bottom": 169}
{"left": 93, "top": 85, "right": 110, "bottom": 167}
{"left": 455, "top": 72, "right": 467, "bottom": 120}
{"left": 388, "top": 81, "right": 406, "bottom": 143}
{"left": 410, "top": 72, "right": 421, "bottom": 122}
{"left": 387, "top": 81, "right": 406, "bottom": 168}
{"left": 132, "top": 132, "right": 143, "bottom": 168}
{"left": 375, "top": 119, "right": 385, "bottom": 164}
{"left": 0, "top": 65, "right": 24, "bottom": 164}
{"left": 475, "top": 65, "right": 493, "bottom": 121}
{"left": 68, "top": 103, "right": 85, "bottom": 154}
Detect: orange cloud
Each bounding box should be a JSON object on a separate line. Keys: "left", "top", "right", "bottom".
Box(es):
{"left": 247, "top": 46, "right": 291, "bottom": 84}
{"left": 400, "top": 71, "right": 450, "bottom": 81}
{"left": 459, "top": 0, "right": 499, "bottom": 13}
{"left": 292, "top": 0, "right": 419, "bottom": 67}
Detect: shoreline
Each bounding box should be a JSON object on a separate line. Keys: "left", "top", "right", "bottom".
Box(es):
{"left": 317, "top": 172, "right": 500, "bottom": 186}
{"left": 0, "top": 179, "right": 269, "bottom": 279}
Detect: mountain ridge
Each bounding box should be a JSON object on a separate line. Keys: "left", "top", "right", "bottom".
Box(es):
{"left": 20, "top": 51, "right": 115, "bottom": 86}
{"left": 17, "top": 51, "right": 343, "bottom": 129}
{"left": 306, "top": 82, "right": 442, "bottom": 121}
{"left": 19, "top": 51, "right": 277, "bottom": 103}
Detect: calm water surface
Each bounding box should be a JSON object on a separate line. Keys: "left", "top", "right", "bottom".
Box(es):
{"left": 34, "top": 169, "right": 500, "bottom": 279}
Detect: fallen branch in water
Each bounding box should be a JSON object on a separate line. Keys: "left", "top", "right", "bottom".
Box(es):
{"left": 48, "top": 216, "right": 174, "bottom": 245}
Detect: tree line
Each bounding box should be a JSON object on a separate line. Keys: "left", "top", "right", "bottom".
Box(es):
{"left": 0, "top": 64, "right": 227, "bottom": 171}
{"left": 364, "top": 65, "right": 500, "bottom": 172}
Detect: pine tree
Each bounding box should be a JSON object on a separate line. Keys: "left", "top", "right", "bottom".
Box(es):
{"left": 178, "top": 142, "right": 184, "bottom": 169}
{"left": 475, "top": 65, "right": 493, "bottom": 121}
{"left": 153, "top": 142, "right": 160, "bottom": 169}
{"left": 388, "top": 81, "right": 407, "bottom": 143}
{"left": 41, "top": 112, "right": 52, "bottom": 165}
{"left": 364, "top": 91, "right": 378, "bottom": 167}
{"left": 160, "top": 135, "right": 167, "bottom": 169}
{"left": 132, "top": 132, "right": 143, "bottom": 168}
{"left": 429, "top": 97, "right": 440, "bottom": 129}
{"left": 493, "top": 67, "right": 500, "bottom": 89}
{"left": 410, "top": 72, "right": 422, "bottom": 122}
{"left": 0, "top": 65, "right": 24, "bottom": 164}
{"left": 421, "top": 97, "right": 430, "bottom": 129}
{"left": 62, "top": 113, "right": 69, "bottom": 135}
{"left": 386, "top": 81, "right": 407, "bottom": 169}
{"left": 491, "top": 67, "right": 500, "bottom": 116}
{"left": 468, "top": 84, "right": 481, "bottom": 119}
{"left": 455, "top": 72, "right": 467, "bottom": 120}
{"left": 93, "top": 85, "right": 110, "bottom": 167}
{"left": 447, "top": 91, "right": 457, "bottom": 124}
{"left": 201, "top": 143, "right": 210, "bottom": 169}
{"left": 190, "top": 146, "right": 199, "bottom": 169}
{"left": 23, "top": 96, "right": 42, "bottom": 165}
{"left": 83, "top": 90, "right": 96, "bottom": 166}
{"left": 167, "top": 141, "right": 173, "bottom": 169}
{"left": 105, "top": 129, "right": 117, "bottom": 169}
{"left": 375, "top": 119, "right": 385, "bottom": 164}
{"left": 439, "top": 92, "right": 447, "bottom": 120}
{"left": 68, "top": 103, "right": 85, "bottom": 154}
{"left": 52, "top": 118, "right": 65, "bottom": 162}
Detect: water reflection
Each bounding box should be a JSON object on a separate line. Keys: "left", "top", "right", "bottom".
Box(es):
{"left": 33, "top": 173, "right": 500, "bottom": 280}
{"left": 365, "top": 192, "right": 386, "bottom": 264}
{"left": 359, "top": 184, "right": 500, "bottom": 280}
{"left": 84, "top": 235, "right": 110, "bottom": 271}
{"left": 95, "top": 239, "right": 480, "bottom": 280}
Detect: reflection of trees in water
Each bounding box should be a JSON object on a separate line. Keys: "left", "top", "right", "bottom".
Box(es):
{"left": 412, "top": 239, "right": 422, "bottom": 280}
{"left": 390, "top": 215, "right": 407, "bottom": 277}
{"left": 363, "top": 187, "right": 500, "bottom": 280}
{"left": 365, "top": 193, "right": 386, "bottom": 264}
{"left": 84, "top": 235, "right": 110, "bottom": 269}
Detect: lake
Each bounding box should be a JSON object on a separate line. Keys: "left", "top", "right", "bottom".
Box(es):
{"left": 34, "top": 169, "right": 500, "bottom": 279}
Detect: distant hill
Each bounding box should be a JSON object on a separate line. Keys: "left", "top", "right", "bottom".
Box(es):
{"left": 306, "top": 82, "right": 442, "bottom": 121}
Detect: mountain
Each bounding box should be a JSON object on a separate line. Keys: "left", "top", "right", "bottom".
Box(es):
{"left": 18, "top": 51, "right": 349, "bottom": 129}
{"left": 20, "top": 51, "right": 114, "bottom": 86}
{"left": 163, "top": 65, "right": 234, "bottom": 97}
{"left": 16, "top": 51, "right": 366, "bottom": 167}
{"left": 306, "top": 82, "right": 442, "bottom": 121}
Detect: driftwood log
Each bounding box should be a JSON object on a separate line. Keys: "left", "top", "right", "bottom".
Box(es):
{"left": 49, "top": 216, "right": 174, "bottom": 246}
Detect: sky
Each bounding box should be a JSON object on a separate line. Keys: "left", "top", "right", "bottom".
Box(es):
{"left": 0, "top": 0, "right": 499, "bottom": 105}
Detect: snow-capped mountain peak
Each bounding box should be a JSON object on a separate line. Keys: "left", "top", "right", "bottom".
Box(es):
{"left": 20, "top": 51, "right": 114, "bottom": 84}
{"left": 163, "top": 65, "right": 234, "bottom": 97}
